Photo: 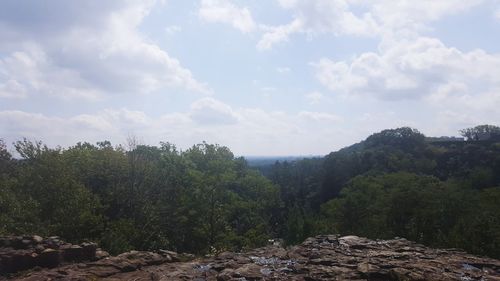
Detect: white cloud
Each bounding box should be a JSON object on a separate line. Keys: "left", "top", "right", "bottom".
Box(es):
{"left": 277, "top": 0, "right": 298, "bottom": 9}
{"left": 258, "top": 0, "right": 380, "bottom": 50}
{"left": 0, "top": 111, "right": 113, "bottom": 144}
{"left": 257, "top": 0, "right": 486, "bottom": 50}
{"left": 311, "top": 36, "right": 500, "bottom": 139}
{"left": 0, "top": 97, "right": 348, "bottom": 156}
{"left": 313, "top": 37, "right": 500, "bottom": 103}
{"left": 190, "top": 97, "right": 239, "bottom": 125}
{"left": 1, "top": 1, "right": 497, "bottom": 156}
{"left": 0, "top": 0, "right": 210, "bottom": 100}
{"left": 0, "top": 79, "right": 27, "bottom": 98}
{"left": 257, "top": 19, "right": 303, "bottom": 50}
{"left": 305, "top": 91, "right": 325, "bottom": 105}
{"left": 495, "top": 7, "right": 500, "bottom": 20}
{"left": 0, "top": 47, "right": 103, "bottom": 101}
{"left": 370, "top": 0, "right": 484, "bottom": 38}
{"left": 279, "top": 0, "right": 379, "bottom": 35}
{"left": 3, "top": 95, "right": 496, "bottom": 156}
{"left": 194, "top": 1, "right": 487, "bottom": 50}
{"left": 71, "top": 115, "right": 116, "bottom": 132}
{"left": 199, "top": 0, "right": 256, "bottom": 33}
{"left": 298, "top": 111, "right": 343, "bottom": 122}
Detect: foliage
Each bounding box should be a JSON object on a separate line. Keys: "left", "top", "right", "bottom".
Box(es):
{"left": 0, "top": 124, "right": 499, "bottom": 258}
{"left": 0, "top": 139, "right": 281, "bottom": 254}
{"left": 319, "top": 174, "right": 500, "bottom": 257}
{"left": 459, "top": 124, "right": 500, "bottom": 141}
{"left": 263, "top": 125, "right": 500, "bottom": 258}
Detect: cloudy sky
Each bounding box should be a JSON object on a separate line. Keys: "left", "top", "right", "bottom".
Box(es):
{"left": 1, "top": 0, "right": 500, "bottom": 156}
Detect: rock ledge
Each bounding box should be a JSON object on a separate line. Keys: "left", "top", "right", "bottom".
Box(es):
{"left": 4, "top": 235, "right": 500, "bottom": 280}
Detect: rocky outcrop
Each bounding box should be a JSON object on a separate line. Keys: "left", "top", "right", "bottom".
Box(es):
{"left": 11, "top": 250, "right": 180, "bottom": 280}
{"left": 0, "top": 235, "right": 106, "bottom": 274}
{"left": 4, "top": 235, "right": 500, "bottom": 280}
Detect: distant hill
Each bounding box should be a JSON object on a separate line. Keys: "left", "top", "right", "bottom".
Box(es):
{"left": 244, "top": 155, "right": 322, "bottom": 167}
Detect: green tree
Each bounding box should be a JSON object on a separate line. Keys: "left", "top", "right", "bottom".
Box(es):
{"left": 13, "top": 140, "right": 104, "bottom": 242}
{"left": 460, "top": 124, "right": 500, "bottom": 141}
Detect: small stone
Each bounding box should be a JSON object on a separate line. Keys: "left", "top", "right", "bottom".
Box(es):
{"left": 95, "top": 250, "right": 110, "bottom": 260}
{"left": 35, "top": 244, "right": 45, "bottom": 254}
{"left": 234, "top": 263, "right": 262, "bottom": 279}
{"left": 32, "top": 235, "right": 44, "bottom": 244}
{"left": 179, "top": 253, "right": 195, "bottom": 261}
{"left": 217, "top": 268, "right": 236, "bottom": 281}
{"left": 158, "top": 249, "right": 179, "bottom": 262}
{"left": 20, "top": 239, "right": 32, "bottom": 249}
{"left": 357, "top": 262, "right": 380, "bottom": 275}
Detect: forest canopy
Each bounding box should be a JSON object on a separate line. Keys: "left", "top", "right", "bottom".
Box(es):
{"left": 0, "top": 140, "right": 281, "bottom": 254}
{"left": 1, "top": 125, "right": 499, "bottom": 258}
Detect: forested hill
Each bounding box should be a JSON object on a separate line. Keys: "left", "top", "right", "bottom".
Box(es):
{"left": 265, "top": 126, "right": 500, "bottom": 258}
{"left": 0, "top": 125, "right": 499, "bottom": 260}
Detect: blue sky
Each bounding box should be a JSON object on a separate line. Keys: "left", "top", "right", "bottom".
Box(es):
{"left": 1, "top": 0, "right": 500, "bottom": 155}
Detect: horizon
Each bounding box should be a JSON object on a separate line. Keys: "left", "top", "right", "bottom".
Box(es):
{"left": 1, "top": 1, "right": 499, "bottom": 155}
{"left": 2, "top": 125, "right": 473, "bottom": 158}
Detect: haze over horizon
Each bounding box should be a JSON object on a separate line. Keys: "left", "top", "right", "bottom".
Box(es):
{"left": 1, "top": 0, "right": 500, "bottom": 156}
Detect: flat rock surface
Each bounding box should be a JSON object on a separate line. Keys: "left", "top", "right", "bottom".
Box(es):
{"left": 0, "top": 235, "right": 103, "bottom": 275}
{"left": 5, "top": 235, "right": 500, "bottom": 280}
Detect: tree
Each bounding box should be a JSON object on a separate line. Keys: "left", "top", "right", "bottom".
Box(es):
{"left": 0, "top": 177, "right": 40, "bottom": 235}
{"left": 364, "top": 127, "right": 425, "bottom": 149}
{"left": 0, "top": 139, "right": 10, "bottom": 161}
{"left": 1, "top": 128, "right": 499, "bottom": 259}
{"left": 0, "top": 139, "right": 12, "bottom": 175}
{"left": 460, "top": 124, "right": 500, "bottom": 141}
{"left": 14, "top": 138, "right": 48, "bottom": 160}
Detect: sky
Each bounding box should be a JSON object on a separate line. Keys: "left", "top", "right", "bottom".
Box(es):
{"left": 1, "top": 0, "right": 500, "bottom": 156}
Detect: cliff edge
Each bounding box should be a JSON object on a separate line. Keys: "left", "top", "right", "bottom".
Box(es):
{"left": 2, "top": 235, "right": 500, "bottom": 280}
